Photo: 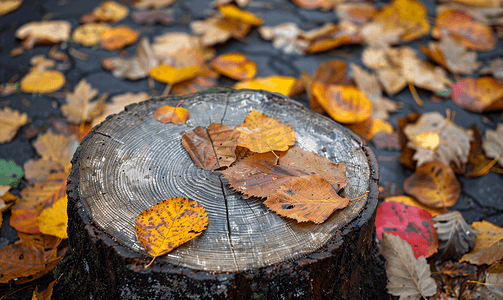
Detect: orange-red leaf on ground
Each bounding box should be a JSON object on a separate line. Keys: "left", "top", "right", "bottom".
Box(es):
{"left": 10, "top": 172, "right": 67, "bottom": 234}
{"left": 403, "top": 161, "right": 461, "bottom": 208}
{"left": 135, "top": 197, "right": 208, "bottom": 267}
{"left": 235, "top": 110, "right": 295, "bottom": 153}
{"left": 384, "top": 195, "right": 447, "bottom": 216}
{"left": 345, "top": 118, "right": 393, "bottom": 140}
{"left": 38, "top": 195, "right": 68, "bottom": 239}
{"left": 233, "top": 75, "right": 297, "bottom": 96}
{"left": 452, "top": 77, "right": 503, "bottom": 113}
{"left": 181, "top": 123, "right": 240, "bottom": 171}
{"left": 172, "top": 66, "right": 219, "bottom": 96}
{"left": 100, "top": 25, "right": 139, "bottom": 51}
{"left": 309, "top": 60, "right": 351, "bottom": 114}
{"left": 154, "top": 104, "right": 189, "bottom": 124}
{"left": 218, "top": 4, "right": 263, "bottom": 26}
{"left": 432, "top": 9, "right": 496, "bottom": 51}
{"left": 149, "top": 64, "right": 200, "bottom": 85}
{"left": 210, "top": 53, "right": 256, "bottom": 81}
{"left": 311, "top": 82, "right": 372, "bottom": 124}
{"left": 291, "top": 0, "right": 333, "bottom": 10}
{"left": 264, "top": 174, "right": 349, "bottom": 224}
{"left": 220, "top": 146, "right": 347, "bottom": 198}
{"left": 461, "top": 220, "right": 503, "bottom": 265}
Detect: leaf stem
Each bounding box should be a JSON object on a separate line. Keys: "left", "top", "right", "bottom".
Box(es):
{"left": 408, "top": 81, "right": 423, "bottom": 106}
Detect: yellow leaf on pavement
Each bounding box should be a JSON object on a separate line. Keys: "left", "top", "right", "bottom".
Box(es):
{"left": 0, "top": 107, "right": 29, "bottom": 144}
{"left": 20, "top": 68, "right": 65, "bottom": 94}
{"left": 149, "top": 64, "right": 200, "bottom": 85}
{"left": 0, "top": 0, "right": 22, "bottom": 16}
{"left": 93, "top": 1, "right": 128, "bottom": 22}
{"left": 235, "top": 110, "right": 295, "bottom": 153}
{"left": 210, "top": 53, "right": 257, "bottom": 81}
{"left": 100, "top": 25, "right": 139, "bottom": 51}
{"left": 135, "top": 197, "right": 208, "bottom": 268}
{"left": 218, "top": 4, "right": 263, "bottom": 26}
{"left": 461, "top": 220, "right": 503, "bottom": 265}
{"left": 233, "top": 75, "right": 296, "bottom": 96}
{"left": 72, "top": 23, "right": 112, "bottom": 47}
{"left": 38, "top": 195, "right": 68, "bottom": 239}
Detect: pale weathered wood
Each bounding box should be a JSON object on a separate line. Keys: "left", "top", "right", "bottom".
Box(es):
{"left": 54, "top": 88, "right": 386, "bottom": 299}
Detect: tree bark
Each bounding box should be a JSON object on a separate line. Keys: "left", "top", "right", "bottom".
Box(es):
{"left": 54, "top": 88, "right": 387, "bottom": 300}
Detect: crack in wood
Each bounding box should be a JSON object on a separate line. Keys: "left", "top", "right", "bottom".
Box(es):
{"left": 218, "top": 173, "right": 239, "bottom": 270}
{"left": 94, "top": 130, "right": 125, "bottom": 145}
{"left": 220, "top": 92, "right": 231, "bottom": 125}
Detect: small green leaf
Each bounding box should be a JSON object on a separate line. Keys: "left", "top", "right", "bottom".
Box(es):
{"left": 0, "top": 159, "right": 24, "bottom": 187}
{"left": 435, "top": 88, "right": 451, "bottom": 97}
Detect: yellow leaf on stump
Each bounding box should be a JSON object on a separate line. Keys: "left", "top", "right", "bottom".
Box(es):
{"left": 154, "top": 104, "right": 189, "bottom": 124}
{"left": 37, "top": 195, "right": 68, "bottom": 239}
{"left": 235, "top": 110, "right": 295, "bottom": 153}
{"left": 149, "top": 64, "right": 200, "bottom": 85}
{"left": 233, "top": 75, "right": 296, "bottom": 96}
{"left": 135, "top": 197, "right": 208, "bottom": 267}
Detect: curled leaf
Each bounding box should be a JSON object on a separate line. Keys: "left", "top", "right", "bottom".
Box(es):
{"left": 154, "top": 104, "right": 189, "bottom": 124}
{"left": 433, "top": 211, "right": 479, "bottom": 261}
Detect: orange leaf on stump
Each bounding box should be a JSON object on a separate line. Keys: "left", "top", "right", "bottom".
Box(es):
{"left": 154, "top": 104, "right": 189, "bottom": 124}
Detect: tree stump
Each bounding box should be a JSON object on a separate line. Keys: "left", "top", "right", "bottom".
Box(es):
{"left": 54, "top": 88, "right": 386, "bottom": 300}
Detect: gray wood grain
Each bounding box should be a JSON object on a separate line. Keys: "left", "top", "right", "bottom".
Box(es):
{"left": 77, "top": 90, "right": 370, "bottom": 272}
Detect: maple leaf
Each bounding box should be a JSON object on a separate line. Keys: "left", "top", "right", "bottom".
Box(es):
{"left": 235, "top": 110, "right": 295, "bottom": 153}
{"left": 403, "top": 161, "right": 461, "bottom": 208}
{"left": 181, "top": 123, "right": 240, "bottom": 171}
{"left": 264, "top": 174, "right": 349, "bottom": 224}
{"left": 220, "top": 146, "right": 347, "bottom": 198}
{"left": 23, "top": 158, "right": 64, "bottom": 185}
{"left": 32, "top": 130, "right": 78, "bottom": 171}
{"left": 190, "top": 13, "right": 251, "bottom": 47}
{"left": 376, "top": 201, "right": 438, "bottom": 258}
{"left": 380, "top": 232, "right": 437, "bottom": 300}
{"left": 461, "top": 220, "right": 503, "bottom": 265}
{"left": 452, "top": 77, "right": 503, "bottom": 113}
{"left": 432, "top": 211, "right": 479, "bottom": 261}
{"left": 403, "top": 111, "right": 473, "bottom": 168}
{"left": 62, "top": 79, "right": 107, "bottom": 124}
{"left": 233, "top": 75, "right": 297, "bottom": 96}
{"left": 92, "top": 92, "right": 150, "bottom": 127}
{"left": 0, "top": 107, "right": 29, "bottom": 144}
{"left": 135, "top": 197, "right": 208, "bottom": 268}
{"left": 482, "top": 123, "right": 503, "bottom": 167}
{"left": 422, "top": 37, "right": 480, "bottom": 75}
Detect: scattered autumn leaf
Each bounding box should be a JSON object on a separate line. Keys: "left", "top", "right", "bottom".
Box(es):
{"left": 482, "top": 123, "right": 503, "bottom": 167}
{"left": 72, "top": 23, "right": 112, "bottom": 47}
{"left": 38, "top": 195, "right": 68, "bottom": 239}
{"left": 345, "top": 118, "right": 393, "bottom": 140}
{"left": 32, "top": 130, "right": 78, "bottom": 170}
{"left": 20, "top": 68, "right": 65, "bottom": 94}
{"left": 84, "top": 1, "right": 128, "bottom": 23}
{"left": 432, "top": 8, "right": 496, "bottom": 51}
{"left": 24, "top": 157, "right": 65, "bottom": 183}
{"left": 93, "top": 92, "right": 150, "bottom": 127}
{"left": 135, "top": 197, "right": 208, "bottom": 267}
{"left": 461, "top": 220, "right": 503, "bottom": 265}
{"left": 171, "top": 66, "right": 219, "bottom": 96}
{"left": 403, "top": 161, "right": 461, "bottom": 208}
{"left": 100, "top": 25, "right": 139, "bottom": 51}
{"left": 32, "top": 279, "right": 56, "bottom": 300}
{"left": 403, "top": 111, "right": 472, "bottom": 168}
{"left": 437, "top": 261, "right": 479, "bottom": 299}
{"left": 452, "top": 77, "right": 503, "bottom": 113}
{"left": 480, "top": 58, "right": 503, "bottom": 82}
{"left": 336, "top": 3, "right": 376, "bottom": 25}
{"left": 235, "top": 110, "right": 295, "bottom": 153}
{"left": 306, "top": 22, "right": 363, "bottom": 54}
{"left": 0, "top": 107, "right": 29, "bottom": 144}
{"left": 258, "top": 22, "right": 310, "bottom": 55}
{"left": 154, "top": 103, "right": 189, "bottom": 124}
{"left": 131, "top": 9, "right": 175, "bottom": 25}
{"left": 380, "top": 232, "right": 437, "bottom": 299}
{"left": 190, "top": 14, "right": 251, "bottom": 46}
{"left": 371, "top": 132, "right": 401, "bottom": 150}
{"left": 218, "top": 4, "right": 262, "bottom": 26}
{"left": 376, "top": 201, "right": 438, "bottom": 258}
{"left": 481, "top": 261, "right": 503, "bottom": 300}
{"left": 0, "top": 159, "right": 24, "bottom": 188}
{"left": 264, "top": 174, "right": 349, "bottom": 224}
{"left": 433, "top": 211, "right": 479, "bottom": 261}
{"left": 422, "top": 37, "right": 480, "bottom": 75}
{"left": 150, "top": 64, "right": 200, "bottom": 85}
{"left": 291, "top": 0, "right": 333, "bottom": 10}
{"left": 384, "top": 195, "right": 447, "bottom": 216}
{"left": 0, "top": 0, "right": 22, "bottom": 16}
{"left": 15, "top": 21, "right": 71, "bottom": 48}
{"left": 311, "top": 83, "right": 372, "bottom": 124}
{"left": 132, "top": 0, "right": 176, "bottom": 8}
{"left": 221, "top": 146, "right": 347, "bottom": 198}
{"left": 61, "top": 79, "right": 106, "bottom": 124}
{"left": 151, "top": 32, "right": 212, "bottom": 64}
{"left": 182, "top": 123, "right": 240, "bottom": 171}
{"left": 234, "top": 75, "right": 297, "bottom": 96}
{"left": 210, "top": 53, "right": 256, "bottom": 81}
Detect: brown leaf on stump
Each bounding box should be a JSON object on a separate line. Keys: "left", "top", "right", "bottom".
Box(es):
{"left": 181, "top": 123, "right": 240, "bottom": 171}
{"left": 452, "top": 77, "right": 503, "bottom": 113}
{"left": 264, "top": 174, "right": 349, "bottom": 224}
{"left": 403, "top": 161, "right": 461, "bottom": 208}
{"left": 220, "top": 146, "right": 347, "bottom": 198}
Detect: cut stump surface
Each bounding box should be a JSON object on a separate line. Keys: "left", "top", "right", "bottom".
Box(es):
{"left": 55, "top": 88, "right": 386, "bottom": 300}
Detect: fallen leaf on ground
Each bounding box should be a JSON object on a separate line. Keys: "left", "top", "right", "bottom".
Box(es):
{"left": 37, "top": 195, "right": 68, "bottom": 239}
{"left": 213, "top": 0, "right": 251, "bottom": 7}
{"left": 93, "top": 92, "right": 150, "bottom": 127}
{"left": 380, "top": 232, "right": 437, "bottom": 299}
{"left": 149, "top": 64, "right": 200, "bottom": 85}
{"left": 62, "top": 79, "right": 106, "bottom": 124}
{"left": 210, "top": 53, "right": 256, "bottom": 81}
{"left": 264, "top": 174, "right": 349, "bottom": 224}
{"left": 221, "top": 146, "right": 347, "bottom": 198}
{"left": 0, "top": 0, "right": 22, "bottom": 16}
{"left": 152, "top": 32, "right": 212, "bottom": 64}
{"left": 291, "top": 0, "right": 334, "bottom": 10}
{"left": 181, "top": 123, "right": 241, "bottom": 170}
{"left": 482, "top": 123, "right": 503, "bottom": 167}
{"left": 218, "top": 4, "right": 262, "bottom": 26}
{"left": 311, "top": 83, "right": 372, "bottom": 124}
{"left": 32, "top": 279, "right": 56, "bottom": 300}
{"left": 132, "top": 0, "right": 176, "bottom": 9}
{"left": 131, "top": 9, "right": 175, "bottom": 25}
{"left": 481, "top": 261, "right": 503, "bottom": 300}
{"left": 100, "top": 25, "right": 139, "bottom": 51}
{"left": 384, "top": 195, "right": 447, "bottom": 216}
{"left": 20, "top": 68, "right": 65, "bottom": 94}
{"left": 452, "top": 77, "right": 503, "bottom": 113}
{"left": 135, "top": 197, "right": 208, "bottom": 267}
{"left": 461, "top": 220, "right": 503, "bottom": 265}
{"left": 32, "top": 130, "right": 78, "bottom": 170}
{"left": 480, "top": 58, "right": 503, "bottom": 82}
{"left": 433, "top": 211, "right": 479, "bottom": 261}
{"left": 154, "top": 104, "right": 189, "bottom": 124}
{"left": 233, "top": 75, "right": 297, "bottom": 96}
{"left": 171, "top": 66, "right": 219, "bottom": 96}
{"left": 403, "top": 111, "right": 472, "bottom": 168}
{"left": 422, "top": 37, "right": 480, "bottom": 75}
{"left": 336, "top": 3, "right": 376, "bottom": 25}
{"left": 258, "top": 22, "right": 311, "bottom": 55}
{"left": 72, "top": 23, "right": 112, "bottom": 47}
{"left": 438, "top": 261, "right": 479, "bottom": 299}
{"left": 23, "top": 159, "right": 64, "bottom": 185}
{"left": 16, "top": 232, "right": 61, "bottom": 250}
{"left": 235, "top": 110, "right": 295, "bottom": 153}
{"left": 432, "top": 8, "right": 496, "bottom": 51}
{"left": 306, "top": 22, "right": 363, "bottom": 54}
{"left": 376, "top": 201, "right": 438, "bottom": 258}
{"left": 82, "top": 1, "right": 128, "bottom": 23}
{"left": 15, "top": 21, "right": 71, "bottom": 48}
{"left": 345, "top": 118, "right": 393, "bottom": 140}
{"left": 403, "top": 161, "right": 461, "bottom": 208}
{"left": 30, "top": 55, "right": 55, "bottom": 69}
{"left": 0, "top": 159, "right": 23, "bottom": 188}
{"left": 0, "top": 107, "right": 29, "bottom": 144}
{"left": 190, "top": 13, "right": 251, "bottom": 46}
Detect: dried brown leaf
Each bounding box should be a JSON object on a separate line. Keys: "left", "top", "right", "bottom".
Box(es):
{"left": 62, "top": 79, "right": 106, "bottom": 124}
{"left": 433, "top": 211, "right": 479, "bottom": 260}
